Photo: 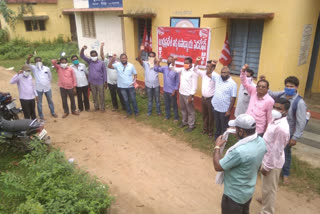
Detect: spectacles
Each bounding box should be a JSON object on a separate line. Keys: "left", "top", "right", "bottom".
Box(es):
{"left": 256, "top": 85, "right": 267, "bottom": 89}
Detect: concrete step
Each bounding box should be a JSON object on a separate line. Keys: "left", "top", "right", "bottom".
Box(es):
{"left": 299, "top": 118, "right": 320, "bottom": 149}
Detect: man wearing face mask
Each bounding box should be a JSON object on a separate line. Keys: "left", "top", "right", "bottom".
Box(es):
{"left": 137, "top": 45, "right": 161, "bottom": 116}
{"left": 213, "top": 114, "right": 266, "bottom": 214}
{"left": 108, "top": 53, "right": 139, "bottom": 117}
{"left": 172, "top": 57, "right": 198, "bottom": 132}
{"left": 235, "top": 68, "right": 255, "bottom": 117}
{"left": 10, "top": 65, "right": 38, "bottom": 119}
{"left": 193, "top": 57, "right": 217, "bottom": 138}
{"left": 80, "top": 45, "right": 108, "bottom": 112}
{"left": 240, "top": 64, "right": 274, "bottom": 137}
{"left": 51, "top": 58, "right": 79, "bottom": 118}
{"left": 258, "top": 98, "right": 290, "bottom": 214}
{"left": 154, "top": 56, "right": 180, "bottom": 122}
{"left": 268, "top": 76, "right": 307, "bottom": 185}
{"left": 207, "top": 65, "right": 237, "bottom": 140}
{"left": 26, "top": 54, "right": 58, "bottom": 120}
{"left": 70, "top": 55, "right": 90, "bottom": 112}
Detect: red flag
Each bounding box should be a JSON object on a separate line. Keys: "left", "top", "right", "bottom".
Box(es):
{"left": 219, "top": 34, "right": 232, "bottom": 66}
{"left": 142, "top": 25, "right": 149, "bottom": 52}
{"left": 148, "top": 29, "right": 152, "bottom": 52}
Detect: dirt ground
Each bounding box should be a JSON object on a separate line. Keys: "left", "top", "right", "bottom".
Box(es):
{"left": 1, "top": 66, "right": 320, "bottom": 214}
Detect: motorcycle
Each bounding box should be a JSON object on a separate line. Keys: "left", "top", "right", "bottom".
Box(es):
{"left": 0, "top": 92, "right": 22, "bottom": 120}
{"left": 0, "top": 118, "right": 51, "bottom": 152}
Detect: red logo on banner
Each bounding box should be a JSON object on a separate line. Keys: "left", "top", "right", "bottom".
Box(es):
{"left": 157, "top": 27, "right": 211, "bottom": 68}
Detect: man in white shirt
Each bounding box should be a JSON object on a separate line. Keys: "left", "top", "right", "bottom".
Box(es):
{"left": 100, "top": 43, "right": 125, "bottom": 111}
{"left": 172, "top": 57, "right": 198, "bottom": 132}
{"left": 194, "top": 58, "right": 216, "bottom": 137}
{"left": 70, "top": 55, "right": 90, "bottom": 112}
{"left": 26, "top": 54, "right": 58, "bottom": 120}
{"left": 234, "top": 68, "right": 255, "bottom": 117}
{"left": 207, "top": 65, "right": 237, "bottom": 140}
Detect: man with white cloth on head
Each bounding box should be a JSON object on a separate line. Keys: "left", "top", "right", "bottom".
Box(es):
{"left": 213, "top": 114, "right": 266, "bottom": 214}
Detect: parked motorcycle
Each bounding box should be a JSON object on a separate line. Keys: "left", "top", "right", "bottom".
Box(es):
{"left": 0, "top": 118, "right": 51, "bottom": 152}
{"left": 0, "top": 92, "right": 22, "bottom": 120}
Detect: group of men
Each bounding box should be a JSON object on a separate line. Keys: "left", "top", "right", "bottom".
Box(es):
{"left": 10, "top": 44, "right": 307, "bottom": 214}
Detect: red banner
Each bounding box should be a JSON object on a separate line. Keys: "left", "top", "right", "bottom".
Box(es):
{"left": 157, "top": 27, "right": 211, "bottom": 68}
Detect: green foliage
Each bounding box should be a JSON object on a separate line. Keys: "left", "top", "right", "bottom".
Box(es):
{"left": 0, "top": 1, "right": 33, "bottom": 30}
{"left": 0, "top": 140, "right": 113, "bottom": 214}
{"left": 0, "top": 28, "right": 9, "bottom": 44}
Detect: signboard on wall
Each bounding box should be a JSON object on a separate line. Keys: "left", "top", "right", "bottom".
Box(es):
{"left": 157, "top": 27, "right": 211, "bottom": 68}
{"left": 89, "top": 0, "right": 123, "bottom": 8}
{"left": 298, "top": 24, "right": 313, "bottom": 66}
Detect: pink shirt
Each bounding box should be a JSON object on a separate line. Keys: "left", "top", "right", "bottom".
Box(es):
{"left": 240, "top": 71, "right": 274, "bottom": 134}
{"left": 51, "top": 60, "right": 77, "bottom": 89}
{"left": 262, "top": 117, "right": 290, "bottom": 171}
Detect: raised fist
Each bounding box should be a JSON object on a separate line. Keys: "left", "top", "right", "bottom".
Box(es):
{"left": 140, "top": 45, "right": 145, "bottom": 51}
{"left": 242, "top": 64, "right": 249, "bottom": 70}
{"left": 101, "top": 42, "right": 104, "bottom": 47}
{"left": 82, "top": 45, "right": 87, "bottom": 50}
{"left": 196, "top": 56, "right": 201, "bottom": 62}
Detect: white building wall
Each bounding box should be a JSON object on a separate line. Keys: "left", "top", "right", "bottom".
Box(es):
{"left": 73, "top": 0, "right": 89, "bottom": 9}
{"left": 75, "top": 11, "right": 124, "bottom": 58}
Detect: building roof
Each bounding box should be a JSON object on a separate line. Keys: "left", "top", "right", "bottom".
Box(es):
{"left": 203, "top": 12, "right": 274, "bottom": 19}
{"left": 62, "top": 8, "right": 123, "bottom": 15}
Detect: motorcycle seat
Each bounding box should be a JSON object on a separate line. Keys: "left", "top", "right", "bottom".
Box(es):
{"left": 0, "top": 119, "right": 33, "bottom": 132}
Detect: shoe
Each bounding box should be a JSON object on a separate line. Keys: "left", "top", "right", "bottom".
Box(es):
{"left": 179, "top": 123, "right": 187, "bottom": 128}
{"left": 79, "top": 109, "right": 83, "bottom": 112}
{"left": 283, "top": 176, "right": 290, "bottom": 185}
{"left": 85, "top": 109, "right": 90, "bottom": 112}
{"left": 163, "top": 118, "right": 169, "bottom": 121}
{"left": 184, "top": 127, "right": 195, "bottom": 133}
{"left": 173, "top": 119, "right": 179, "bottom": 123}
{"left": 208, "top": 134, "right": 213, "bottom": 138}
{"left": 111, "top": 108, "right": 117, "bottom": 112}
{"left": 62, "top": 113, "right": 69, "bottom": 118}
{"left": 52, "top": 113, "right": 58, "bottom": 118}
{"left": 72, "top": 111, "right": 80, "bottom": 116}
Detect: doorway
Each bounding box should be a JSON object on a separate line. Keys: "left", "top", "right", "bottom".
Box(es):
{"left": 305, "top": 15, "right": 320, "bottom": 96}
{"left": 69, "top": 14, "right": 78, "bottom": 42}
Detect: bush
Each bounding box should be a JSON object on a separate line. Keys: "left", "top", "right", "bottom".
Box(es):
{"left": 0, "top": 28, "right": 9, "bottom": 45}
{"left": 0, "top": 140, "right": 113, "bottom": 214}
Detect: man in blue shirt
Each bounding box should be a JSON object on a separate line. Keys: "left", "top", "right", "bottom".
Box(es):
{"left": 137, "top": 45, "right": 161, "bottom": 116}
{"left": 154, "top": 56, "right": 180, "bottom": 122}
{"left": 108, "top": 54, "right": 139, "bottom": 117}
{"left": 213, "top": 114, "right": 266, "bottom": 214}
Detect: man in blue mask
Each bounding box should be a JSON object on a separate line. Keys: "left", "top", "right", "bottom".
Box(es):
{"left": 268, "top": 76, "right": 307, "bottom": 185}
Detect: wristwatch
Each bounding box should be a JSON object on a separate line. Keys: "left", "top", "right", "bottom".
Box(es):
{"left": 214, "top": 146, "right": 220, "bottom": 150}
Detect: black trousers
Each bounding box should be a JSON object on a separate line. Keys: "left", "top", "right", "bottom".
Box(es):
{"left": 221, "top": 194, "right": 252, "bottom": 214}
{"left": 202, "top": 96, "right": 214, "bottom": 136}
{"left": 60, "top": 87, "right": 76, "bottom": 114}
{"left": 214, "top": 110, "right": 230, "bottom": 140}
{"left": 108, "top": 83, "right": 125, "bottom": 110}
{"left": 20, "top": 99, "right": 36, "bottom": 119}
{"left": 76, "top": 85, "right": 90, "bottom": 111}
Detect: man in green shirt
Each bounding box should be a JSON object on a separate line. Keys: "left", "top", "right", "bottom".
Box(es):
{"left": 213, "top": 114, "right": 266, "bottom": 214}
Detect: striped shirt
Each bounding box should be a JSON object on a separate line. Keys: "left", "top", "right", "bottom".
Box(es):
{"left": 211, "top": 72, "right": 237, "bottom": 113}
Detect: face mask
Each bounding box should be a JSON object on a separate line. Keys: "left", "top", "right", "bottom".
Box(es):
{"left": 221, "top": 75, "right": 229, "bottom": 81}
{"left": 36, "top": 62, "right": 43, "bottom": 69}
{"left": 72, "top": 60, "right": 79, "bottom": 65}
{"left": 271, "top": 109, "right": 282, "bottom": 120}
{"left": 60, "top": 63, "right": 68, "bottom": 69}
{"left": 284, "top": 87, "right": 296, "bottom": 96}
{"left": 184, "top": 64, "right": 190, "bottom": 70}
{"left": 91, "top": 56, "right": 98, "bottom": 62}
{"left": 23, "top": 71, "right": 31, "bottom": 77}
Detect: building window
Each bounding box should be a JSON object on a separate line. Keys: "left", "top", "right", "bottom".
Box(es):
{"left": 137, "top": 18, "right": 151, "bottom": 61}
{"left": 81, "top": 12, "right": 96, "bottom": 38}
{"left": 24, "top": 20, "right": 46, "bottom": 32}
{"left": 229, "top": 19, "right": 264, "bottom": 76}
